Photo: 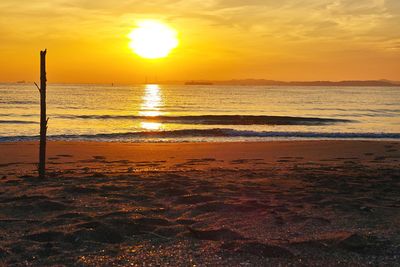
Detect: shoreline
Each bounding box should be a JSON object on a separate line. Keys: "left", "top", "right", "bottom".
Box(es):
{"left": 1, "top": 138, "right": 400, "bottom": 145}
{"left": 1, "top": 140, "right": 399, "bottom": 176}
{"left": 0, "top": 140, "right": 399, "bottom": 265}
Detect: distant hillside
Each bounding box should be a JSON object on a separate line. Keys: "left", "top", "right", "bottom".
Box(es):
{"left": 209, "top": 79, "right": 399, "bottom": 87}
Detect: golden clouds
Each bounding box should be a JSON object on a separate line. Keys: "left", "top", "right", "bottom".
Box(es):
{"left": 0, "top": 0, "right": 399, "bottom": 82}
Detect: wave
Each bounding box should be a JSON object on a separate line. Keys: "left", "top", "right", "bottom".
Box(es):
{"left": 0, "top": 100, "right": 37, "bottom": 105}
{"left": 55, "top": 115, "right": 352, "bottom": 125}
{"left": 1, "top": 129, "right": 399, "bottom": 142}
{"left": 0, "top": 120, "right": 37, "bottom": 124}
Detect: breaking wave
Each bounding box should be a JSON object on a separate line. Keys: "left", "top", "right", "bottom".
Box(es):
{"left": 55, "top": 115, "right": 352, "bottom": 126}
{"left": 1, "top": 129, "right": 399, "bottom": 142}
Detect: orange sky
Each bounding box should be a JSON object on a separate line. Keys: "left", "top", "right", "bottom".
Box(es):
{"left": 0, "top": 0, "right": 399, "bottom": 83}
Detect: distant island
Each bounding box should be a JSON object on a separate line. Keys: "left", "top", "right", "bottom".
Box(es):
{"left": 185, "top": 81, "right": 214, "bottom": 85}
{"left": 1, "top": 79, "right": 399, "bottom": 87}
{"left": 178, "top": 79, "right": 400, "bottom": 87}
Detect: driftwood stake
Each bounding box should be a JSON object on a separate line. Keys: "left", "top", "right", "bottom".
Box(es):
{"left": 38, "top": 49, "right": 47, "bottom": 178}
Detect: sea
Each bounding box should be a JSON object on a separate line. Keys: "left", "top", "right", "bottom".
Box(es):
{"left": 1, "top": 84, "right": 399, "bottom": 142}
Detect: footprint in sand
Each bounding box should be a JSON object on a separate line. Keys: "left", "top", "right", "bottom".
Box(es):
{"left": 230, "top": 159, "right": 247, "bottom": 164}
{"left": 25, "top": 231, "right": 65, "bottom": 242}
{"left": 221, "top": 241, "right": 293, "bottom": 258}
{"left": 175, "top": 219, "right": 197, "bottom": 225}
{"left": 276, "top": 159, "right": 293, "bottom": 163}
{"left": 154, "top": 225, "right": 187, "bottom": 238}
{"left": 187, "top": 158, "right": 217, "bottom": 162}
{"left": 65, "top": 221, "right": 124, "bottom": 244}
{"left": 183, "top": 158, "right": 218, "bottom": 166}
{"left": 175, "top": 194, "right": 216, "bottom": 205}
{"left": 188, "top": 227, "right": 245, "bottom": 241}
{"left": 93, "top": 155, "right": 106, "bottom": 160}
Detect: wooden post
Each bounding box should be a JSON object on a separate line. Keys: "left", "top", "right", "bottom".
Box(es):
{"left": 38, "top": 49, "right": 47, "bottom": 178}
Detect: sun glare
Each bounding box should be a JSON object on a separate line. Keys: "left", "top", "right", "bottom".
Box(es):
{"left": 128, "top": 20, "right": 179, "bottom": 59}
{"left": 139, "top": 84, "right": 164, "bottom": 130}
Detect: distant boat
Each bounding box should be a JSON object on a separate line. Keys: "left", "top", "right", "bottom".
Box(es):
{"left": 16, "top": 80, "right": 26, "bottom": 84}
{"left": 185, "top": 81, "right": 213, "bottom": 85}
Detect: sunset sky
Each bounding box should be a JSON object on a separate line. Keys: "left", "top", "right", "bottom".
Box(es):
{"left": 0, "top": 0, "right": 399, "bottom": 84}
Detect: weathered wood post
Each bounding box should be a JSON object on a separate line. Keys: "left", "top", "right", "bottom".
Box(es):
{"left": 37, "top": 49, "right": 47, "bottom": 178}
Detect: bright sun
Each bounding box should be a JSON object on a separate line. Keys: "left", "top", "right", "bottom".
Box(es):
{"left": 128, "top": 20, "right": 179, "bottom": 59}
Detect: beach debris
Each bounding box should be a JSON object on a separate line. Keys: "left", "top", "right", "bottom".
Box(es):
{"left": 36, "top": 49, "right": 48, "bottom": 178}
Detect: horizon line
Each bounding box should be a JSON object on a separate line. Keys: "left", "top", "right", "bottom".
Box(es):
{"left": 1, "top": 78, "right": 399, "bottom": 86}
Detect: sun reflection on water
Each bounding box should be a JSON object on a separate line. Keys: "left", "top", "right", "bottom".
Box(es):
{"left": 140, "top": 121, "right": 162, "bottom": 130}
{"left": 139, "top": 84, "right": 163, "bottom": 130}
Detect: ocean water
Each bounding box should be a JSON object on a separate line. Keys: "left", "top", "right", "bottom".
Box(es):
{"left": 0, "top": 84, "right": 399, "bottom": 142}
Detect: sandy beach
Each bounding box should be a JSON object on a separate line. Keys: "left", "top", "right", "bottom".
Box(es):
{"left": 0, "top": 141, "right": 399, "bottom": 266}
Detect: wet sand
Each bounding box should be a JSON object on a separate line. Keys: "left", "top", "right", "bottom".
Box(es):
{"left": 0, "top": 141, "right": 399, "bottom": 266}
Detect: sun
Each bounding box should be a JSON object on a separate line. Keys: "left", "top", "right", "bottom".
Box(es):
{"left": 128, "top": 20, "right": 179, "bottom": 59}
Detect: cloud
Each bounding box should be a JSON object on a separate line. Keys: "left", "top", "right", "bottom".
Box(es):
{"left": 1, "top": 0, "right": 398, "bottom": 55}
{"left": 0, "top": 0, "right": 398, "bottom": 81}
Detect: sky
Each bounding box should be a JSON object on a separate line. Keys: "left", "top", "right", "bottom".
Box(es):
{"left": 0, "top": 0, "right": 399, "bottom": 83}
